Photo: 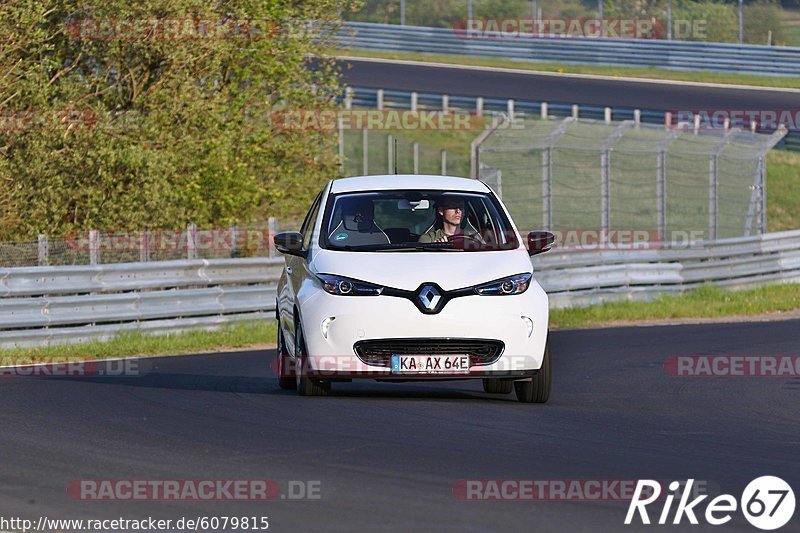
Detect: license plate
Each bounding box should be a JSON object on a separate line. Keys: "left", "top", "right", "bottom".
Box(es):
{"left": 391, "top": 355, "right": 470, "bottom": 374}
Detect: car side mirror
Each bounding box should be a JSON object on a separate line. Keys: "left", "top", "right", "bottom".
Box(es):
{"left": 527, "top": 231, "right": 555, "bottom": 256}
{"left": 274, "top": 231, "right": 305, "bottom": 256}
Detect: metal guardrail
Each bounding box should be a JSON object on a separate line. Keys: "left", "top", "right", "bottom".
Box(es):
{"left": 0, "top": 258, "right": 284, "bottom": 348}
{"left": 535, "top": 229, "right": 800, "bottom": 308}
{"left": 339, "top": 22, "right": 800, "bottom": 77}
{"left": 2, "top": 231, "right": 800, "bottom": 347}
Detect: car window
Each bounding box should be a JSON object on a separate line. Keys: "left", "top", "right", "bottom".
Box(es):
{"left": 319, "top": 190, "right": 519, "bottom": 252}
{"left": 300, "top": 192, "right": 322, "bottom": 250}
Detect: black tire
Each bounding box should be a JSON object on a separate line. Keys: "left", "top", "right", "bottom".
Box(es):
{"left": 514, "top": 337, "right": 551, "bottom": 404}
{"left": 482, "top": 378, "right": 513, "bottom": 394}
{"left": 295, "top": 322, "right": 330, "bottom": 397}
{"left": 277, "top": 327, "right": 296, "bottom": 390}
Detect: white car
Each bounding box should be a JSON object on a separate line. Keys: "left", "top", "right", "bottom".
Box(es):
{"left": 274, "top": 175, "right": 554, "bottom": 403}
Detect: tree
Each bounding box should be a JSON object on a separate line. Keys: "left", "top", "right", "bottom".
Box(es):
{"left": 0, "top": 0, "right": 354, "bottom": 240}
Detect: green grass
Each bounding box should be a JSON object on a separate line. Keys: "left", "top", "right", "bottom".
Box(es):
{"left": 767, "top": 150, "right": 800, "bottom": 232}
{"left": 0, "top": 320, "right": 278, "bottom": 362}
{"left": 551, "top": 283, "right": 800, "bottom": 329}
{"left": 333, "top": 48, "right": 800, "bottom": 89}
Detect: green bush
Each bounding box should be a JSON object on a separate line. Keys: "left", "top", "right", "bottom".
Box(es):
{"left": 0, "top": 1, "right": 358, "bottom": 241}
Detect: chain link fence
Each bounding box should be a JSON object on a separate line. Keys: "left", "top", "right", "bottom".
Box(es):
{"left": 477, "top": 117, "right": 787, "bottom": 241}
{"left": 0, "top": 220, "right": 300, "bottom": 268}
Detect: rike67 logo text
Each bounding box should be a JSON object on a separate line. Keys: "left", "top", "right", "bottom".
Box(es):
{"left": 626, "top": 477, "right": 795, "bottom": 530}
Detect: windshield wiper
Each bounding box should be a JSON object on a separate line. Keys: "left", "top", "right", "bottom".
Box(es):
{"left": 328, "top": 242, "right": 460, "bottom": 252}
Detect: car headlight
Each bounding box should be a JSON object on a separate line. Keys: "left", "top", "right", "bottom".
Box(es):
{"left": 317, "top": 274, "right": 384, "bottom": 296}
{"left": 474, "top": 273, "right": 532, "bottom": 295}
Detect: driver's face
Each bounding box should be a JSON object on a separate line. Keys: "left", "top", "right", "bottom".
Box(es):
{"left": 440, "top": 203, "right": 463, "bottom": 226}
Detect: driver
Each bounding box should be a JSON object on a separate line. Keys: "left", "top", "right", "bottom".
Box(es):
{"left": 418, "top": 195, "right": 483, "bottom": 244}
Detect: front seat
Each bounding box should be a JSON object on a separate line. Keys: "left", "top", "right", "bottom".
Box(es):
{"left": 328, "top": 197, "right": 390, "bottom": 246}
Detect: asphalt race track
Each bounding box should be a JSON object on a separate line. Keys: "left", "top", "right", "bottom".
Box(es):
{"left": 340, "top": 57, "right": 800, "bottom": 112}
{"left": 1, "top": 319, "right": 799, "bottom": 532}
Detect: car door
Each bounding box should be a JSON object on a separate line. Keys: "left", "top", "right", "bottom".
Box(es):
{"left": 282, "top": 191, "right": 323, "bottom": 355}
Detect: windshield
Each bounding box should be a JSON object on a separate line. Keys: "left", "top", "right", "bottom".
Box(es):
{"left": 319, "top": 190, "right": 520, "bottom": 252}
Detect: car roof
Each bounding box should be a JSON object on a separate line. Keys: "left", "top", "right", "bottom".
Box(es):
{"left": 329, "top": 175, "right": 491, "bottom": 194}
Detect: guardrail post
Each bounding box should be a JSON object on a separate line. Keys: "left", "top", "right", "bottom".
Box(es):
{"left": 410, "top": 91, "right": 418, "bottom": 112}
{"left": 362, "top": 126, "right": 368, "bottom": 175}
{"left": 187, "top": 223, "right": 197, "bottom": 260}
{"left": 440, "top": 150, "right": 447, "bottom": 175}
{"left": 344, "top": 87, "right": 353, "bottom": 110}
{"left": 38, "top": 234, "right": 49, "bottom": 266}
{"left": 442, "top": 94, "right": 449, "bottom": 113}
{"left": 507, "top": 99, "right": 515, "bottom": 122}
{"left": 376, "top": 88, "right": 384, "bottom": 111}
{"left": 634, "top": 109, "right": 641, "bottom": 125}
{"left": 412, "top": 142, "right": 419, "bottom": 174}
{"left": 604, "top": 107, "right": 612, "bottom": 124}
{"left": 540, "top": 102, "right": 548, "bottom": 120}
{"left": 476, "top": 97, "right": 483, "bottom": 117}
{"left": 571, "top": 105, "right": 579, "bottom": 119}
{"left": 89, "top": 229, "right": 100, "bottom": 265}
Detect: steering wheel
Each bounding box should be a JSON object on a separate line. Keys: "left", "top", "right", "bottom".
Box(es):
{"left": 447, "top": 233, "right": 483, "bottom": 248}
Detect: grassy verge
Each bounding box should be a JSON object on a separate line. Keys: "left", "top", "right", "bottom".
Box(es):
{"left": 551, "top": 284, "right": 800, "bottom": 329}
{"left": 333, "top": 48, "right": 800, "bottom": 89}
{"left": 767, "top": 150, "right": 800, "bottom": 232}
{"left": 1, "top": 285, "right": 799, "bottom": 362}
{"left": 0, "top": 320, "right": 278, "bottom": 362}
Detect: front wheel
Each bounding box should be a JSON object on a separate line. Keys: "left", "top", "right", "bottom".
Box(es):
{"left": 514, "top": 337, "right": 551, "bottom": 403}
{"left": 295, "top": 322, "right": 331, "bottom": 397}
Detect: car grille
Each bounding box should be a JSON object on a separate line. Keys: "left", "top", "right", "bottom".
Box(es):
{"left": 354, "top": 339, "right": 504, "bottom": 368}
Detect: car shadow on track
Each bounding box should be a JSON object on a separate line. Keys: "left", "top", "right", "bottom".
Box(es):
{"left": 25, "top": 373, "right": 520, "bottom": 401}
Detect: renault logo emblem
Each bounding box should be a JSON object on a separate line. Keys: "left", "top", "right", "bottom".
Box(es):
{"left": 417, "top": 284, "right": 441, "bottom": 311}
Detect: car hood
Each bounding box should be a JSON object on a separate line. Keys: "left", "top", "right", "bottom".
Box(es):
{"left": 311, "top": 249, "right": 533, "bottom": 292}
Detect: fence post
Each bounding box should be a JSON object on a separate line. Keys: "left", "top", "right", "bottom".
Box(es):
{"left": 187, "top": 223, "right": 197, "bottom": 260}
{"left": 387, "top": 134, "right": 394, "bottom": 174}
{"left": 470, "top": 114, "right": 506, "bottom": 180}
{"left": 542, "top": 148, "right": 552, "bottom": 229}
{"left": 268, "top": 217, "right": 277, "bottom": 257}
{"left": 89, "top": 229, "right": 100, "bottom": 265}
{"left": 441, "top": 150, "right": 447, "bottom": 175}
{"left": 37, "top": 234, "right": 49, "bottom": 266}
{"left": 657, "top": 152, "right": 667, "bottom": 241}
{"left": 759, "top": 155, "right": 767, "bottom": 234}
{"left": 139, "top": 230, "right": 150, "bottom": 262}
{"left": 412, "top": 142, "right": 419, "bottom": 174}
{"left": 338, "top": 116, "right": 345, "bottom": 176}
{"left": 362, "top": 126, "right": 368, "bottom": 175}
